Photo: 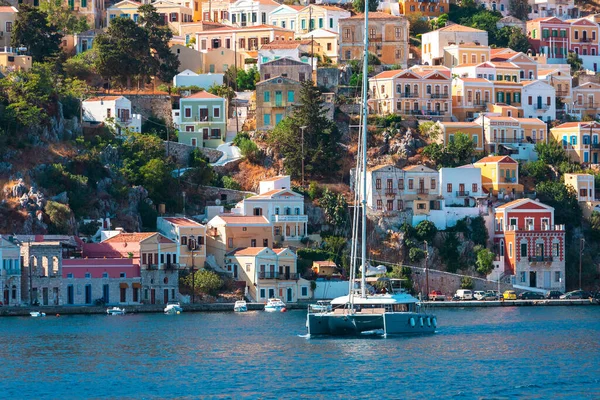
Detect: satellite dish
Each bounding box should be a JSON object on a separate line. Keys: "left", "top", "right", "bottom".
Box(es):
{"left": 215, "top": 199, "right": 221, "bottom": 205}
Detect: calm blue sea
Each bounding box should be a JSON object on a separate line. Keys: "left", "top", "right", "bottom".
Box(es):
{"left": 0, "top": 306, "right": 599, "bottom": 399}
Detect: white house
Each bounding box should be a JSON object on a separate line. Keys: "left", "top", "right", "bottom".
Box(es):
{"left": 229, "top": 0, "right": 280, "bottom": 27}
{"left": 0, "top": 235, "right": 21, "bottom": 306}
{"left": 439, "top": 166, "right": 484, "bottom": 207}
{"left": 257, "top": 40, "right": 318, "bottom": 70}
{"left": 233, "top": 176, "right": 308, "bottom": 244}
{"left": 564, "top": 173, "right": 595, "bottom": 202}
{"left": 521, "top": 80, "right": 556, "bottom": 122}
{"left": 300, "top": 28, "right": 339, "bottom": 63}
{"left": 82, "top": 96, "right": 142, "bottom": 134}
{"left": 173, "top": 69, "right": 224, "bottom": 88}
{"left": 421, "top": 24, "right": 488, "bottom": 66}
{"left": 268, "top": 4, "right": 302, "bottom": 31}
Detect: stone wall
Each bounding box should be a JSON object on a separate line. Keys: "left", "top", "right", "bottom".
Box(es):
{"left": 20, "top": 242, "right": 64, "bottom": 305}
{"left": 212, "top": 158, "right": 243, "bottom": 175}
{"left": 127, "top": 94, "right": 174, "bottom": 126}
{"left": 201, "top": 185, "right": 255, "bottom": 206}
{"left": 165, "top": 141, "right": 223, "bottom": 165}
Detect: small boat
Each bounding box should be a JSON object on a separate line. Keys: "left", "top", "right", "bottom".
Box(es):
{"left": 264, "top": 298, "right": 286, "bottom": 313}
{"left": 106, "top": 307, "right": 126, "bottom": 316}
{"left": 308, "top": 300, "right": 331, "bottom": 313}
{"left": 164, "top": 302, "right": 183, "bottom": 315}
{"left": 30, "top": 311, "right": 46, "bottom": 317}
{"left": 234, "top": 300, "right": 248, "bottom": 312}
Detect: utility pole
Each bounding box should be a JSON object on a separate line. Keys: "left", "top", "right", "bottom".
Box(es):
{"left": 300, "top": 126, "right": 307, "bottom": 187}
{"left": 579, "top": 238, "right": 585, "bottom": 290}
{"left": 424, "top": 240, "right": 429, "bottom": 299}
{"left": 191, "top": 244, "right": 195, "bottom": 304}
{"left": 234, "top": 36, "right": 239, "bottom": 135}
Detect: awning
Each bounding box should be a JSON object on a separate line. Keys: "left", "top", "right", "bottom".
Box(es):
{"left": 132, "top": 283, "right": 141, "bottom": 288}
{"left": 119, "top": 283, "right": 129, "bottom": 288}
{"left": 500, "top": 144, "right": 518, "bottom": 151}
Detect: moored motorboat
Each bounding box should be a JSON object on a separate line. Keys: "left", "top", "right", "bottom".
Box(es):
{"left": 30, "top": 311, "right": 46, "bottom": 317}
{"left": 264, "top": 298, "right": 286, "bottom": 312}
{"left": 164, "top": 302, "right": 183, "bottom": 315}
{"left": 308, "top": 300, "right": 331, "bottom": 313}
{"left": 106, "top": 307, "right": 126, "bottom": 315}
{"left": 234, "top": 300, "right": 248, "bottom": 312}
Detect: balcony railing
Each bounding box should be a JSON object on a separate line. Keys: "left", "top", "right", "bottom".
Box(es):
{"left": 398, "top": 92, "right": 419, "bottom": 98}
{"left": 409, "top": 110, "right": 446, "bottom": 116}
{"left": 556, "top": 91, "right": 570, "bottom": 97}
{"left": 500, "top": 176, "right": 517, "bottom": 183}
{"left": 430, "top": 93, "right": 449, "bottom": 99}
{"left": 534, "top": 104, "right": 550, "bottom": 110}
{"left": 574, "top": 103, "right": 600, "bottom": 109}
{"left": 528, "top": 256, "right": 554, "bottom": 262}
{"left": 455, "top": 191, "right": 470, "bottom": 197}
{"left": 591, "top": 143, "right": 600, "bottom": 149}
{"left": 579, "top": 37, "right": 593, "bottom": 43}
{"left": 258, "top": 272, "right": 299, "bottom": 280}
{"left": 272, "top": 214, "right": 308, "bottom": 222}
{"left": 417, "top": 188, "right": 429, "bottom": 194}
{"left": 385, "top": 189, "right": 396, "bottom": 196}
{"left": 505, "top": 224, "right": 565, "bottom": 232}
{"left": 1, "top": 268, "right": 20, "bottom": 276}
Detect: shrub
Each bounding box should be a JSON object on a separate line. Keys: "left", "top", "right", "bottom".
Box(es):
{"left": 221, "top": 176, "right": 242, "bottom": 190}
{"left": 409, "top": 247, "right": 425, "bottom": 263}
{"left": 475, "top": 248, "right": 495, "bottom": 276}
{"left": 460, "top": 276, "right": 474, "bottom": 289}
{"left": 415, "top": 220, "right": 438, "bottom": 242}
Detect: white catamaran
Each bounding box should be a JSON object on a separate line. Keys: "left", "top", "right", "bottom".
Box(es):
{"left": 306, "top": 4, "right": 437, "bottom": 337}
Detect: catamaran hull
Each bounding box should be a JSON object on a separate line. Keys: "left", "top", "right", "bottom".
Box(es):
{"left": 307, "top": 313, "right": 437, "bottom": 336}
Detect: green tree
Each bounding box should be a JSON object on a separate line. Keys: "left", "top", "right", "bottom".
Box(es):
{"left": 409, "top": 247, "right": 425, "bottom": 263}
{"left": 475, "top": 247, "right": 495, "bottom": 275}
{"left": 138, "top": 4, "right": 180, "bottom": 83}
{"left": 139, "top": 158, "right": 177, "bottom": 205}
{"left": 222, "top": 176, "right": 242, "bottom": 190}
{"left": 208, "top": 84, "right": 235, "bottom": 117}
{"left": 184, "top": 269, "right": 223, "bottom": 296}
{"left": 589, "top": 211, "right": 600, "bottom": 240}
{"left": 11, "top": 5, "right": 62, "bottom": 63}
{"left": 460, "top": 276, "right": 474, "bottom": 289}
{"left": 423, "top": 132, "right": 476, "bottom": 167}
{"left": 470, "top": 11, "right": 501, "bottom": 42}
{"left": 535, "top": 139, "right": 569, "bottom": 165}
{"left": 236, "top": 66, "right": 259, "bottom": 90}
{"left": 419, "top": 121, "right": 442, "bottom": 140}
{"left": 508, "top": 0, "right": 529, "bottom": 21}
{"left": 431, "top": 14, "right": 449, "bottom": 30}
{"left": 64, "top": 49, "right": 98, "bottom": 80}
{"left": 415, "top": 220, "right": 438, "bottom": 242}
{"left": 120, "top": 132, "right": 166, "bottom": 183}
{"left": 407, "top": 12, "right": 431, "bottom": 37}
{"left": 95, "top": 17, "right": 150, "bottom": 89}
{"left": 536, "top": 181, "right": 581, "bottom": 227}
{"left": 79, "top": 220, "right": 101, "bottom": 236}
{"left": 45, "top": 201, "right": 74, "bottom": 234}
{"left": 269, "top": 81, "right": 341, "bottom": 179}
{"left": 318, "top": 189, "right": 348, "bottom": 233}
{"left": 567, "top": 51, "right": 583, "bottom": 74}
{"left": 238, "top": 137, "right": 262, "bottom": 163}
{"left": 521, "top": 159, "right": 550, "bottom": 181}
{"left": 39, "top": 0, "right": 89, "bottom": 34}
{"left": 439, "top": 232, "right": 462, "bottom": 273}
{"left": 323, "top": 236, "right": 347, "bottom": 265}
{"left": 353, "top": 0, "right": 379, "bottom": 13}
{"left": 508, "top": 27, "right": 531, "bottom": 53}
{"left": 183, "top": 150, "right": 214, "bottom": 189}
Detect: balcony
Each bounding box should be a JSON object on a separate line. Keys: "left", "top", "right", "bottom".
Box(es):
{"left": 430, "top": 93, "right": 449, "bottom": 99}
{"left": 528, "top": 256, "right": 554, "bottom": 262}
{"left": 493, "top": 137, "right": 531, "bottom": 144}
{"left": 417, "top": 188, "right": 429, "bottom": 194}
{"left": 579, "top": 37, "right": 593, "bottom": 43}
{"left": 272, "top": 214, "right": 308, "bottom": 223}
{"left": 409, "top": 110, "right": 446, "bottom": 116}
{"left": 591, "top": 143, "right": 600, "bottom": 149}
{"left": 556, "top": 91, "right": 570, "bottom": 97}
{"left": 534, "top": 104, "right": 550, "bottom": 111}
{"left": 500, "top": 176, "right": 517, "bottom": 183}
{"left": 399, "top": 92, "right": 419, "bottom": 98}
{"left": 258, "top": 272, "right": 299, "bottom": 280}
{"left": 505, "top": 224, "right": 565, "bottom": 232}
{"left": 384, "top": 189, "right": 396, "bottom": 196}
{"left": 1, "top": 268, "right": 20, "bottom": 276}
{"left": 455, "top": 191, "right": 470, "bottom": 197}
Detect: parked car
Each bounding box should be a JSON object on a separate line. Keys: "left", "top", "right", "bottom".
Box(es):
{"left": 503, "top": 290, "right": 517, "bottom": 300}
{"left": 545, "top": 290, "right": 563, "bottom": 299}
{"left": 473, "top": 291, "right": 486, "bottom": 300}
{"left": 486, "top": 290, "right": 500, "bottom": 299}
{"left": 429, "top": 290, "right": 445, "bottom": 301}
{"left": 481, "top": 292, "right": 498, "bottom": 301}
{"left": 560, "top": 290, "right": 592, "bottom": 299}
{"left": 454, "top": 289, "right": 473, "bottom": 300}
{"left": 518, "top": 291, "right": 545, "bottom": 300}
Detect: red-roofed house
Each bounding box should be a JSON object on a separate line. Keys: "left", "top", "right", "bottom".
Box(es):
{"left": 157, "top": 216, "right": 207, "bottom": 269}
{"left": 339, "top": 12, "right": 409, "bottom": 66}
{"left": 82, "top": 95, "right": 142, "bottom": 135}
{"left": 229, "top": 0, "right": 280, "bottom": 27}
{"left": 225, "top": 247, "right": 311, "bottom": 302}
{"left": 368, "top": 66, "right": 452, "bottom": 120}
{"left": 473, "top": 155, "right": 524, "bottom": 195}
{"left": 492, "top": 199, "right": 565, "bottom": 292}
{"left": 527, "top": 17, "right": 570, "bottom": 61}
{"left": 172, "top": 90, "right": 226, "bottom": 148}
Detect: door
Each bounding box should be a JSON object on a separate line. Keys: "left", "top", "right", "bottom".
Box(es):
{"left": 537, "top": 96, "right": 542, "bottom": 110}
{"left": 459, "top": 183, "right": 465, "bottom": 196}
{"left": 275, "top": 91, "right": 282, "bottom": 107}
{"left": 85, "top": 285, "right": 92, "bottom": 304}
{"left": 164, "top": 289, "right": 169, "bottom": 303}
{"left": 233, "top": 264, "right": 238, "bottom": 279}
{"left": 53, "top": 288, "right": 59, "bottom": 305}
{"left": 287, "top": 288, "right": 293, "bottom": 302}
{"left": 151, "top": 289, "right": 156, "bottom": 304}
{"left": 594, "top": 153, "right": 598, "bottom": 164}
{"left": 544, "top": 271, "right": 551, "bottom": 288}
{"left": 268, "top": 288, "right": 275, "bottom": 299}
{"left": 42, "top": 287, "right": 49, "bottom": 306}
{"left": 103, "top": 284, "right": 109, "bottom": 304}
{"left": 67, "top": 285, "right": 74, "bottom": 305}
{"left": 3, "top": 289, "right": 8, "bottom": 305}
{"left": 285, "top": 266, "right": 290, "bottom": 280}
{"left": 529, "top": 271, "right": 537, "bottom": 288}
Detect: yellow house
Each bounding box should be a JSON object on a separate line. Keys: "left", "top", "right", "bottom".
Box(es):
{"left": 0, "top": 6, "right": 17, "bottom": 49}
{"left": 571, "top": 82, "right": 600, "bottom": 119}
{"left": 107, "top": 0, "right": 193, "bottom": 34}
{"left": 443, "top": 42, "right": 490, "bottom": 68}
{"left": 206, "top": 215, "right": 274, "bottom": 268}
{"left": 201, "top": 0, "right": 231, "bottom": 23}
{"left": 225, "top": 247, "right": 312, "bottom": 303}
{"left": 195, "top": 24, "right": 294, "bottom": 53}
{"left": 399, "top": 0, "right": 449, "bottom": 17}
{"left": 473, "top": 155, "right": 523, "bottom": 195}
{"left": 436, "top": 121, "right": 484, "bottom": 151}
{"left": 0, "top": 50, "right": 32, "bottom": 74}
{"left": 451, "top": 77, "right": 494, "bottom": 121}
{"left": 550, "top": 121, "right": 600, "bottom": 164}
{"left": 567, "top": 18, "right": 599, "bottom": 57}
{"left": 312, "top": 260, "right": 339, "bottom": 276}
{"left": 300, "top": 28, "right": 339, "bottom": 64}
{"left": 478, "top": 116, "right": 547, "bottom": 154}
{"left": 487, "top": 103, "right": 522, "bottom": 118}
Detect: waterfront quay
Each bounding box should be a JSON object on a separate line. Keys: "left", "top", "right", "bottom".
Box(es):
{"left": 1, "top": 298, "right": 597, "bottom": 317}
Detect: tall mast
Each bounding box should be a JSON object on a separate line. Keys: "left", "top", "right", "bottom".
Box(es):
{"left": 360, "top": 1, "right": 369, "bottom": 299}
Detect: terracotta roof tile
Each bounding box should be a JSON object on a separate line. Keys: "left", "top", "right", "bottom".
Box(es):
{"left": 85, "top": 96, "right": 123, "bottom": 102}
{"left": 372, "top": 69, "right": 403, "bottom": 79}
{"left": 103, "top": 233, "right": 156, "bottom": 243}
{"left": 185, "top": 91, "right": 223, "bottom": 99}
{"left": 435, "top": 24, "right": 485, "bottom": 33}
{"left": 343, "top": 11, "right": 402, "bottom": 19}
{"left": 227, "top": 247, "right": 268, "bottom": 256}
{"left": 217, "top": 215, "right": 271, "bottom": 224}
{"left": 0, "top": 6, "right": 18, "bottom": 12}
{"left": 163, "top": 217, "right": 203, "bottom": 226}
{"left": 475, "top": 155, "right": 516, "bottom": 164}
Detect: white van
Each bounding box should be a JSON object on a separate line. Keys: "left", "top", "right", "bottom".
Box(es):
{"left": 455, "top": 289, "right": 473, "bottom": 300}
